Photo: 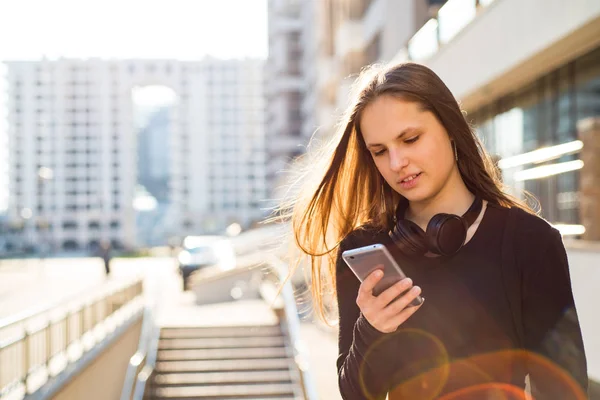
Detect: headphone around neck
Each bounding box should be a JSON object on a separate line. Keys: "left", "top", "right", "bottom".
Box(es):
{"left": 389, "top": 196, "right": 483, "bottom": 257}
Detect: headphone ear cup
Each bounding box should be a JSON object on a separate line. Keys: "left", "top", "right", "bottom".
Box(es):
{"left": 390, "top": 219, "right": 429, "bottom": 256}
{"left": 426, "top": 214, "right": 468, "bottom": 256}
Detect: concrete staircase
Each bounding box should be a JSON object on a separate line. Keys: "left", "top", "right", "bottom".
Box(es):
{"left": 148, "top": 324, "right": 305, "bottom": 399}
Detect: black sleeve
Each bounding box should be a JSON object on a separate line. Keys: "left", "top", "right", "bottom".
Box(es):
{"left": 521, "top": 228, "right": 588, "bottom": 398}
{"left": 335, "top": 236, "right": 399, "bottom": 400}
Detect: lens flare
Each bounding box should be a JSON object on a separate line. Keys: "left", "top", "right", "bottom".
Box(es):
{"left": 359, "top": 328, "right": 449, "bottom": 400}
{"left": 359, "top": 344, "right": 587, "bottom": 400}
{"left": 438, "top": 383, "right": 528, "bottom": 400}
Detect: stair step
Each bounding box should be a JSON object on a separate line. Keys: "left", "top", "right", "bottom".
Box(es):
{"left": 155, "top": 358, "right": 293, "bottom": 373}
{"left": 158, "top": 347, "right": 289, "bottom": 361}
{"left": 153, "top": 383, "right": 297, "bottom": 399}
{"left": 160, "top": 326, "right": 282, "bottom": 339}
{"left": 153, "top": 370, "right": 294, "bottom": 386}
{"left": 159, "top": 336, "right": 286, "bottom": 350}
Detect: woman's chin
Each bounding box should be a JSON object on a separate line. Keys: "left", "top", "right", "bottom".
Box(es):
{"left": 397, "top": 188, "right": 432, "bottom": 204}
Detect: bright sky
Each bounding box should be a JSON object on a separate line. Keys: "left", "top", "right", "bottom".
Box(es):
{"left": 0, "top": 0, "right": 268, "bottom": 60}
{"left": 0, "top": 0, "right": 268, "bottom": 212}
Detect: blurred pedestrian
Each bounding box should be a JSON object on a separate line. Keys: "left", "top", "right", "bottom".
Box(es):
{"left": 99, "top": 240, "right": 112, "bottom": 276}
{"left": 278, "top": 62, "right": 588, "bottom": 399}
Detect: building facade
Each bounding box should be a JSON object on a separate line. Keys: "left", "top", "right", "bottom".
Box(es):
{"left": 309, "top": 0, "right": 431, "bottom": 140}
{"left": 397, "top": 0, "right": 600, "bottom": 239}
{"left": 288, "top": 0, "right": 599, "bottom": 239}
{"left": 265, "top": 0, "right": 306, "bottom": 205}
{"left": 5, "top": 58, "right": 267, "bottom": 251}
{"left": 266, "top": 0, "right": 432, "bottom": 203}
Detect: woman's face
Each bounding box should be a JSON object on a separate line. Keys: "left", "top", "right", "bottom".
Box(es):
{"left": 359, "top": 95, "right": 457, "bottom": 204}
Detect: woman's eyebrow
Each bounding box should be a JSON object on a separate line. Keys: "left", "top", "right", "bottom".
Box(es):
{"left": 366, "top": 127, "right": 419, "bottom": 148}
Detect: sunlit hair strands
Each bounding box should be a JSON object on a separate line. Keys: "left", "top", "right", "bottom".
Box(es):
{"left": 267, "top": 62, "right": 536, "bottom": 324}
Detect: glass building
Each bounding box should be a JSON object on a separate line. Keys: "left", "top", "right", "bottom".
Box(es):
{"left": 470, "top": 46, "right": 600, "bottom": 228}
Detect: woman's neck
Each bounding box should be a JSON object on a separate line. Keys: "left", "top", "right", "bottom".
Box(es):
{"left": 406, "top": 174, "right": 475, "bottom": 230}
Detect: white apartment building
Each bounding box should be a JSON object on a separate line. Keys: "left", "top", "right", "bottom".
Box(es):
{"left": 5, "top": 58, "right": 267, "bottom": 251}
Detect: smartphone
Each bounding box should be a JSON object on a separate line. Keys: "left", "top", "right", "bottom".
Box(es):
{"left": 342, "top": 243, "right": 423, "bottom": 307}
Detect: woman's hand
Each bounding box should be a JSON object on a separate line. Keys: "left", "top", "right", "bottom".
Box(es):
{"left": 356, "top": 267, "right": 423, "bottom": 333}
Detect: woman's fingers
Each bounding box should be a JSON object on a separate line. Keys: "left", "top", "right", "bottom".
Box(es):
{"left": 375, "top": 277, "right": 413, "bottom": 309}
{"left": 356, "top": 266, "right": 384, "bottom": 307}
{"left": 385, "top": 297, "right": 424, "bottom": 331}
{"left": 356, "top": 268, "right": 424, "bottom": 333}
{"left": 385, "top": 285, "right": 422, "bottom": 315}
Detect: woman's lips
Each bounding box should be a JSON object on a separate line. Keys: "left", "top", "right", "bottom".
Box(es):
{"left": 398, "top": 172, "right": 422, "bottom": 189}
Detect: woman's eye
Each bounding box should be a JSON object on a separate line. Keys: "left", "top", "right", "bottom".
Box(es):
{"left": 405, "top": 136, "right": 419, "bottom": 144}
{"left": 373, "top": 149, "right": 386, "bottom": 156}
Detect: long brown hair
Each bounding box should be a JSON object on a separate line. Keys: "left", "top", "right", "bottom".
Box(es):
{"left": 268, "top": 62, "right": 535, "bottom": 323}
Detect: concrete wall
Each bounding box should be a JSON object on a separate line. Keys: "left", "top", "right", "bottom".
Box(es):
{"left": 565, "top": 242, "right": 600, "bottom": 381}
{"left": 50, "top": 318, "right": 143, "bottom": 400}
{"left": 423, "top": 0, "right": 600, "bottom": 110}
{"left": 362, "top": 0, "right": 429, "bottom": 63}
{"left": 382, "top": 0, "right": 421, "bottom": 62}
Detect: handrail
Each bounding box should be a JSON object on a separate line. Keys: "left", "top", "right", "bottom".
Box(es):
{"left": 134, "top": 323, "right": 160, "bottom": 399}
{"left": 265, "top": 254, "right": 319, "bottom": 400}
{"left": 0, "top": 278, "right": 130, "bottom": 331}
{"left": 121, "top": 262, "right": 165, "bottom": 400}
{"left": 120, "top": 306, "right": 160, "bottom": 400}
{"left": 0, "top": 277, "right": 144, "bottom": 399}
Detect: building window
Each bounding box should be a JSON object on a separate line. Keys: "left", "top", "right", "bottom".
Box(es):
{"left": 576, "top": 46, "right": 600, "bottom": 123}
{"left": 63, "top": 221, "right": 78, "bottom": 230}
{"left": 62, "top": 240, "right": 79, "bottom": 251}
{"left": 470, "top": 46, "right": 600, "bottom": 228}
{"left": 88, "top": 221, "right": 101, "bottom": 230}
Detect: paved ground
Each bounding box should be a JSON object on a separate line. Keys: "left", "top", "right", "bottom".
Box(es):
{"left": 0, "top": 256, "right": 169, "bottom": 321}
{"left": 0, "top": 255, "right": 344, "bottom": 399}
{"left": 299, "top": 321, "right": 342, "bottom": 400}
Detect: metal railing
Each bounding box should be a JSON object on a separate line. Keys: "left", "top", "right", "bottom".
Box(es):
{"left": 120, "top": 305, "right": 160, "bottom": 400}
{"left": 0, "top": 278, "right": 144, "bottom": 398}
{"left": 264, "top": 254, "right": 319, "bottom": 400}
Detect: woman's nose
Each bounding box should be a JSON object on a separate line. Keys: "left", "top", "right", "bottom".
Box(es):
{"left": 389, "top": 149, "right": 408, "bottom": 171}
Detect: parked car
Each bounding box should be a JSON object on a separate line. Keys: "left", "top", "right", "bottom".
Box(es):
{"left": 177, "top": 236, "right": 235, "bottom": 290}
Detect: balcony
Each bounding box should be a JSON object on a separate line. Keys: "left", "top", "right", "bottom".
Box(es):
{"left": 399, "top": 0, "right": 600, "bottom": 110}
{"left": 335, "top": 19, "right": 365, "bottom": 60}
{"left": 272, "top": 16, "right": 303, "bottom": 34}
{"left": 316, "top": 57, "right": 337, "bottom": 99}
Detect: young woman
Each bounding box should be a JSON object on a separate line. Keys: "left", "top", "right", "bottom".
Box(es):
{"left": 279, "top": 63, "right": 588, "bottom": 399}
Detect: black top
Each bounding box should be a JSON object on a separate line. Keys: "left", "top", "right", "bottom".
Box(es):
{"left": 335, "top": 203, "right": 588, "bottom": 399}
